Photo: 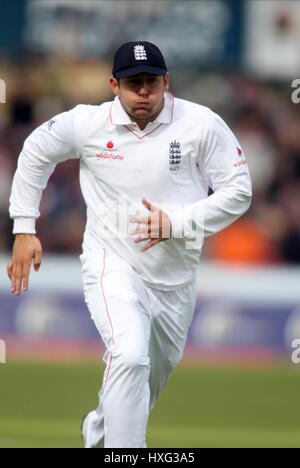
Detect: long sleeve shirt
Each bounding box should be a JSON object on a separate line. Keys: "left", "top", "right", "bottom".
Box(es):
{"left": 9, "top": 91, "right": 252, "bottom": 290}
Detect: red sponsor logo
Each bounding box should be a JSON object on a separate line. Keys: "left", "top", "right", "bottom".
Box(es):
{"left": 233, "top": 159, "right": 247, "bottom": 167}
{"left": 96, "top": 152, "right": 124, "bottom": 161}
{"left": 106, "top": 140, "right": 114, "bottom": 149}
{"left": 236, "top": 146, "right": 243, "bottom": 157}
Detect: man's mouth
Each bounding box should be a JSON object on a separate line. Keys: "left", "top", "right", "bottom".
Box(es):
{"left": 135, "top": 102, "right": 149, "bottom": 108}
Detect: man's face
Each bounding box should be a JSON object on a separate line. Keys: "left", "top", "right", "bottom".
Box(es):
{"left": 110, "top": 73, "right": 169, "bottom": 122}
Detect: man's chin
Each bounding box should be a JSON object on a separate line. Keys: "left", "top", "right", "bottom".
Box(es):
{"left": 132, "top": 109, "right": 153, "bottom": 119}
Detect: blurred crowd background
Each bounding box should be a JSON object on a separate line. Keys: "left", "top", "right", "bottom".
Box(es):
{"left": 1, "top": 0, "right": 300, "bottom": 265}
{"left": 1, "top": 4, "right": 300, "bottom": 449}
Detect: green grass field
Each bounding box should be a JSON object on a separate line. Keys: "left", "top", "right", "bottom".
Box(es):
{"left": 0, "top": 361, "right": 300, "bottom": 448}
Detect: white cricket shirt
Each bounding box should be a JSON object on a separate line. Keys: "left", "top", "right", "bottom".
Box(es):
{"left": 9, "top": 91, "right": 252, "bottom": 290}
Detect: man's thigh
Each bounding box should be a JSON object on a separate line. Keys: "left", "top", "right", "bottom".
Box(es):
{"left": 147, "top": 281, "right": 197, "bottom": 367}
{"left": 81, "top": 247, "right": 151, "bottom": 358}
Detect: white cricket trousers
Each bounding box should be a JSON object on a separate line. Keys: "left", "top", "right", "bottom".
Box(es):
{"left": 80, "top": 247, "right": 197, "bottom": 448}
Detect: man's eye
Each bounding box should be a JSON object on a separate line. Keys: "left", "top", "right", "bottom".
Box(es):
{"left": 126, "top": 78, "right": 157, "bottom": 87}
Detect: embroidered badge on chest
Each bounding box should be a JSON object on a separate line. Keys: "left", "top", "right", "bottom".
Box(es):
{"left": 169, "top": 140, "right": 182, "bottom": 172}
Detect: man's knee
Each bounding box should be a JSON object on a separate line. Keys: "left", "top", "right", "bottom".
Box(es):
{"left": 117, "top": 347, "right": 150, "bottom": 369}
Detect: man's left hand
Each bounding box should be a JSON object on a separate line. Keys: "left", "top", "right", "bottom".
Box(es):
{"left": 129, "top": 198, "right": 172, "bottom": 252}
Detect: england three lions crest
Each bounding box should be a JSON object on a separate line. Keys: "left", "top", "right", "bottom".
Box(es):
{"left": 134, "top": 44, "right": 147, "bottom": 61}
{"left": 169, "top": 140, "right": 182, "bottom": 172}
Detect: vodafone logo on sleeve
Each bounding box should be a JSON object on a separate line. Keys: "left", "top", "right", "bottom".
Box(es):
{"left": 233, "top": 145, "right": 247, "bottom": 167}
{"left": 233, "top": 159, "right": 247, "bottom": 167}
{"left": 236, "top": 146, "right": 242, "bottom": 157}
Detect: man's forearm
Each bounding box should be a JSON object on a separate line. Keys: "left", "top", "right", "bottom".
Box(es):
{"left": 167, "top": 185, "right": 252, "bottom": 241}
{"left": 9, "top": 150, "right": 55, "bottom": 232}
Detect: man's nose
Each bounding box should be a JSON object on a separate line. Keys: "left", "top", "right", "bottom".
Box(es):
{"left": 138, "top": 82, "right": 150, "bottom": 95}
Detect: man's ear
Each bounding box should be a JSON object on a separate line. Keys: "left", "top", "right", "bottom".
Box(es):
{"left": 109, "top": 76, "right": 119, "bottom": 96}
{"left": 164, "top": 73, "right": 170, "bottom": 92}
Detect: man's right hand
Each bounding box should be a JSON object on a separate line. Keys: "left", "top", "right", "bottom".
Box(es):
{"left": 7, "top": 234, "right": 43, "bottom": 296}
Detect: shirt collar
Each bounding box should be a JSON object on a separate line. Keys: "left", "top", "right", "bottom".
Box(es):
{"left": 110, "top": 91, "right": 174, "bottom": 127}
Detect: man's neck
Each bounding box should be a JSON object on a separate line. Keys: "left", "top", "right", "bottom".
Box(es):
{"left": 134, "top": 120, "right": 152, "bottom": 131}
